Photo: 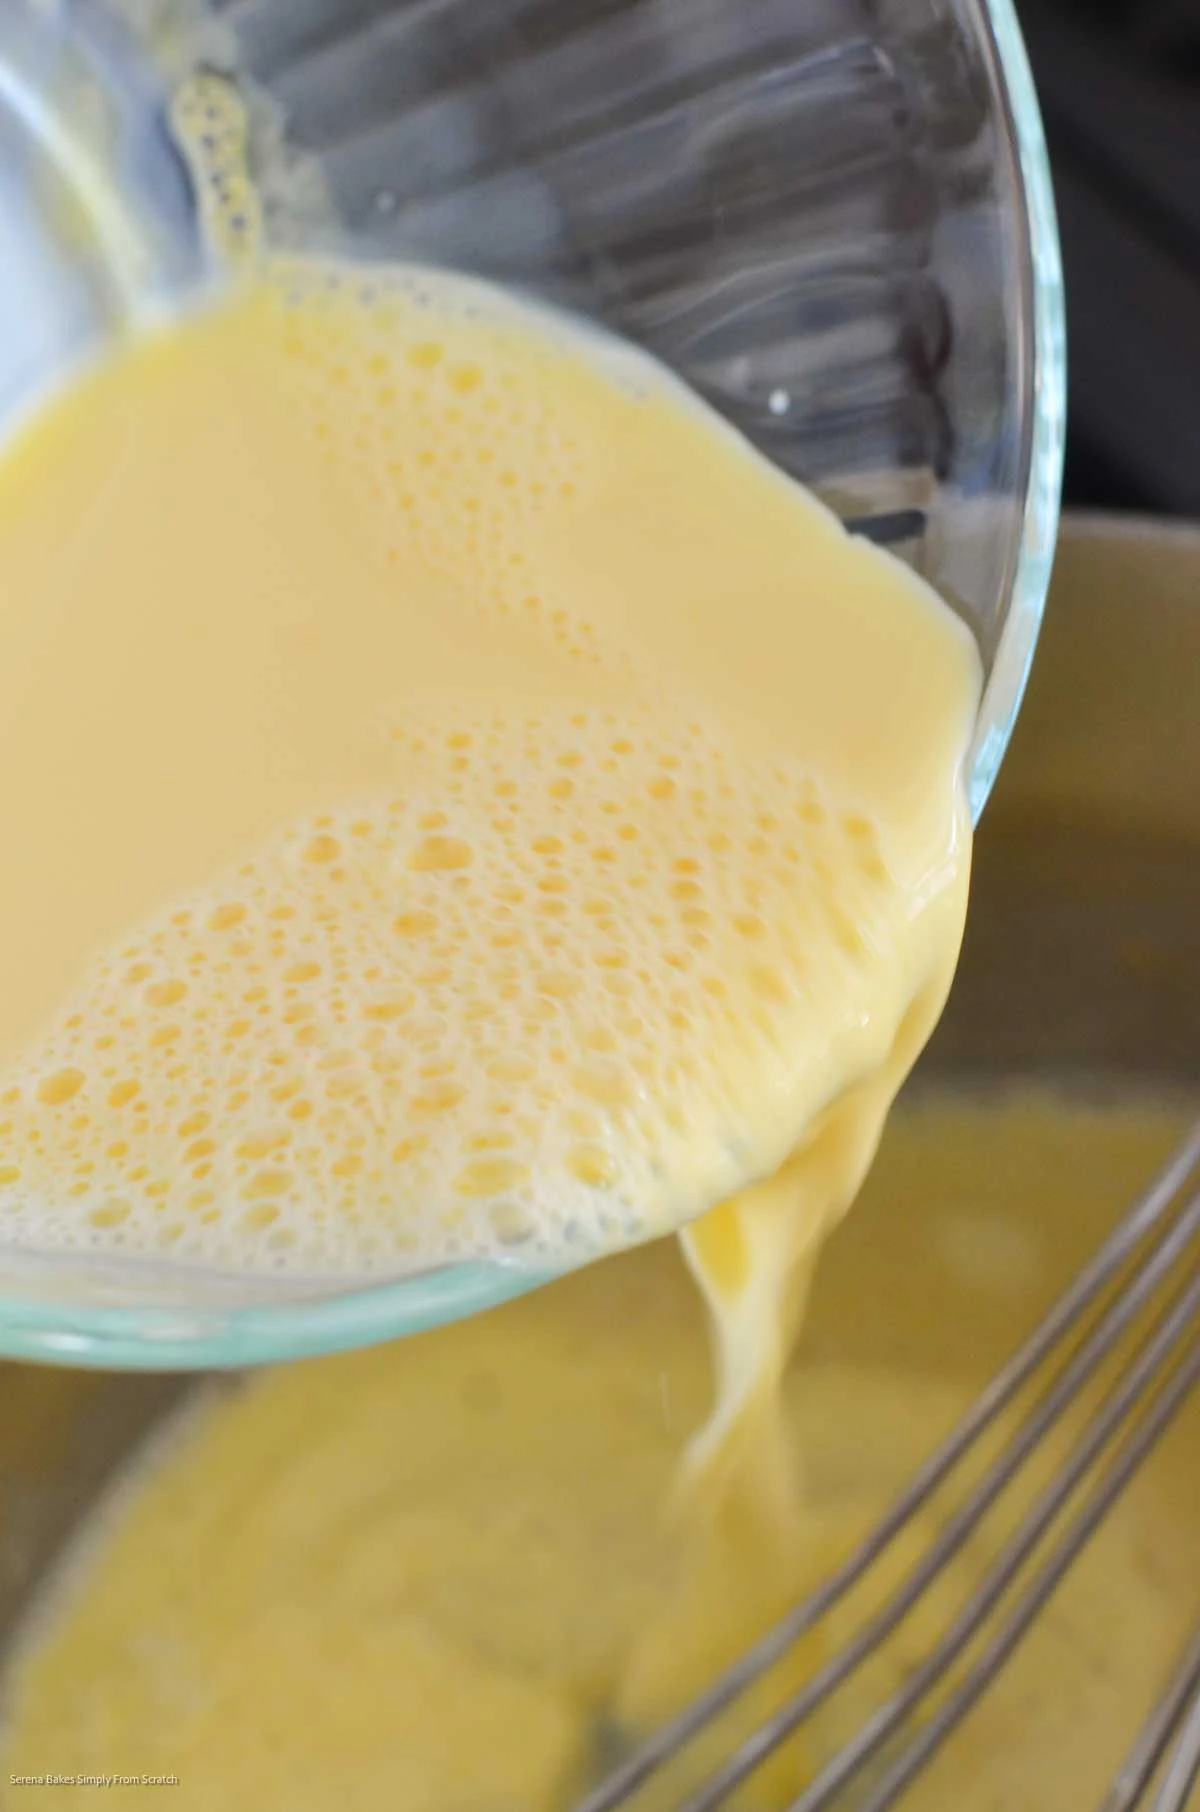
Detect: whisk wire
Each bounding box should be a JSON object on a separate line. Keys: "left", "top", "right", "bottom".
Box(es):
{"left": 695, "top": 1238, "right": 1200, "bottom": 1812}
{"left": 1152, "top": 1684, "right": 1200, "bottom": 1812}
{"left": 577, "top": 1122, "right": 1200, "bottom": 1812}
{"left": 837, "top": 1318, "right": 1200, "bottom": 1812}
{"left": 1104, "top": 1624, "right": 1200, "bottom": 1812}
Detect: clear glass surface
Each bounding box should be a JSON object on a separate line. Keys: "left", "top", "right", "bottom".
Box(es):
{"left": 0, "top": 0, "right": 1064, "bottom": 1367}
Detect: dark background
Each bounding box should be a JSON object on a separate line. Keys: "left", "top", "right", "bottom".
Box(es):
{"left": 1019, "top": 0, "right": 1200, "bottom": 517}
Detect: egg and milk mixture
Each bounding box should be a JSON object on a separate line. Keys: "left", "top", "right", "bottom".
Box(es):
{"left": 5, "top": 1096, "right": 1199, "bottom": 1812}
{"left": 0, "top": 85, "right": 974, "bottom": 1349}
{"left": 0, "top": 66, "right": 1001, "bottom": 1810}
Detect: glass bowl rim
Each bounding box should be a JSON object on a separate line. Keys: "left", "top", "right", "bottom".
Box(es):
{"left": 0, "top": 0, "right": 1065, "bottom": 1369}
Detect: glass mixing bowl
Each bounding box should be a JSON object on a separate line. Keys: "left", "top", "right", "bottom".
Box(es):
{"left": 0, "top": 0, "right": 1064, "bottom": 1367}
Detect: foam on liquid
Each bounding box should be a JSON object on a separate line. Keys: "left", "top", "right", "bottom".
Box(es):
{"left": 0, "top": 64, "right": 990, "bottom": 1804}
{"left": 0, "top": 81, "right": 978, "bottom": 1330}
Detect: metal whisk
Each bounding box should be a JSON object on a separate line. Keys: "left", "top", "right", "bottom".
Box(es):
{"left": 577, "top": 1121, "right": 1200, "bottom": 1812}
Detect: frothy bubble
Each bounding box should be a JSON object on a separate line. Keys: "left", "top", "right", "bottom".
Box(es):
{"left": 0, "top": 705, "right": 895, "bottom": 1275}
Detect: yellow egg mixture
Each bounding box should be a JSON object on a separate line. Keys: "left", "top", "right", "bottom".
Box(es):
{"left": 0, "top": 251, "right": 973, "bottom": 1273}
{"left": 0, "top": 63, "right": 995, "bottom": 1812}
{"left": 0, "top": 91, "right": 973, "bottom": 1355}
{"left": 3, "top": 1095, "right": 1198, "bottom": 1812}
